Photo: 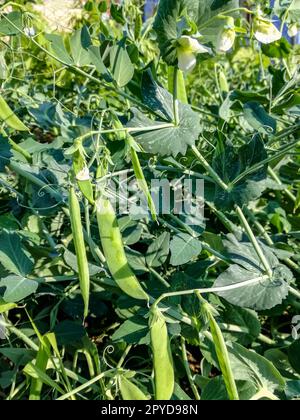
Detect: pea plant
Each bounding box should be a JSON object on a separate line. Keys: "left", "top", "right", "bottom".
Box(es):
{"left": 0, "top": 0, "right": 300, "bottom": 401}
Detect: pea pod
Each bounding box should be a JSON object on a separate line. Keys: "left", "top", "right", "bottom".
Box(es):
{"left": 130, "top": 142, "right": 157, "bottom": 222}
{"left": 167, "top": 67, "right": 188, "bottom": 104}
{"left": 207, "top": 310, "right": 239, "bottom": 401}
{"left": 69, "top": 187, "right": 90, "bottom": 318}
{"left": 29, "top": 334, "right": 51, "bottom": 400}
{"left": 96, "top": 196, "right": 148, "bottom": 301}
{"left": 119, "top": 375, "right": 149, "bottom": 400}
{"left": 149, "top": 306, "right": 174, "bottom": 400}
{"left": 0, "top": 95, "right": 28, "bottom": 131}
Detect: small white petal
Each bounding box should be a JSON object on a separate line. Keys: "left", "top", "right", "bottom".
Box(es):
{"left": 217, "top": 29, "right": 236, "bottom": 52}
{"left": 178, "top": 51, "right": 197, "bottom": 72}
{"left": 76, "top": 167, "right": 90, "bottom": 182}
{"left": 288, "top": 24, "right": 299, "bottom": 37}
{"left": 24, "top": 27, "right": 36, "bottom": 37}
{"left": 254, "top": 19, "right": 281, "bottom": 44}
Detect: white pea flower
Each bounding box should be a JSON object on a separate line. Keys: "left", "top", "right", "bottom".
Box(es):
{"left": 24, "top": 27, "right": 36, "bottom": 37}
{"left": 288, "top": 23, "right": 299, "bottom": 38}
{"left": 177, "top": 35, "right": 212, "bottom": 72}
{"left": 76, "top": 167, "right": 90, "bottom": 182}
{"left": 253, "top": 17, "right": 282, "bottom": 44}
{"left": 217, "top": 18, "right": 236, "bottom": 52}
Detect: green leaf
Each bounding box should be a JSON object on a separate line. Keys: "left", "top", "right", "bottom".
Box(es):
{"left": 274, "top": 0, "right": 300, "bottom": 21}
{"left": 53, "top": 321, "right": 85, "bottom": 346}
{"left": 243, "top": 102, "right": 277, "bottom": 135}
{"left": 214, "top": 264, "right": 291, "bottom": 311}
{"left": 0, "top": 12, "right": 22, "bottom": 36}
{"left": 110, "top": 41, "right": 134, "bottom": 87}
{"left": 112, "top": 316, "right": 149, "bottom": 345}
{"left": 0, "top": 348, "right": 36, "bottom": 366}
{"left": 119, "top": 375, "right": 149, "bottom": 400}
{"left": 0, "top": 138, "right": 12, "bottom": 172}
{"left": 89, "top": 46, "right": 112, "bottom": 82}
{"left": 221, "top": 304, "right": 261, "bottom": 346}
{"left": 170, "top": 233, "right": 202, "bottom": 266}
{"left": 212, "top": 135, "right": 268, "bottom": 210}
{"left": 70, "top": 27, "right": 92, "bottom": 67}
{"left": 45, "top": 34, "right": 73, "bottom": 65}
{"left": 288, "top": 340, "right": 300, "bottom": 374}
{"left": 228, "top": 342, "right": 286, "bottom": 393}
{"left": 127, "top": 73, "right": 202, "bottom": 157}
{"left": 0, "top": 230, "right": 34, "bottom": 276}
{"left": 146, "top": 232, "right": 170, "bottom": 268}
{"left": 0, "top": 275, "right": 38, "bottom": 303}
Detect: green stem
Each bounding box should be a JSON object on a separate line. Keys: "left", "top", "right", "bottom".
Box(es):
{"left": 172, "top": 67, "right": 180, "bottom": 126}
{"left": 181, "top": 337, "right": 201, "bottom": 400}
{"left": 268, "top": 167, "right": 297, "bottom": 203}
{"left": 235, "top": 206, "right": 273, "bottom": 278}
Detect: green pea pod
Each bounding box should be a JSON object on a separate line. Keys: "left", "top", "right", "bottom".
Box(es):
{"left": 119, "top": 375, "right": 149, "bottom": 400}
{"left": 149, "top": 306, "right": 174, "bottom": 400}
{"left": 96, "top": 196, "right": 149, "bottom": 301}
{"left": 219, "top": 71, "right": 229, "bottom": 93}
{"left": 29, "top": 334, "right": 51, "bottom": 400}
{"left": 168, "top": 67, "right": 188, "bottom": 104}
{"left": 69, "top": 187, "right": 90, "bottom": 318}
{"left": 130, "top": 145, "right": 157, "bottom": 222}
{"left": 0, "top": 95, "right": 28, "bottom": 131}
{"left": 207, "top": 311, "right": 239, "bottom": 401}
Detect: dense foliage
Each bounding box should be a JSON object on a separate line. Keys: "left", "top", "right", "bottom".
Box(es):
{"left": 0, "top": 0, "right": 300, "bottom": 401}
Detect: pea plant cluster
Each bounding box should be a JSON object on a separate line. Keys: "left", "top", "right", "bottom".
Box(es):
{"left": 0, "top": 0, "right": 299, "bottom": 401}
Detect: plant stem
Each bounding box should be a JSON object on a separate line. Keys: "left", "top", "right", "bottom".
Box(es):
{"left": 153, "top": 274, "right": 270, "bottom": 307}
{"left": 181, "top": 337, "right": 201, "bottom": 400}
{"left": 268, "top": 167, "right": 297, "bottom": 203}
{"left": 191, "top": 146, "right": 229, "bottom": 191}
{"left": 173, "top": 67, "right": 180, "bottom": 126}
{"left": 235, "top": 206, "right": 273, "bottom": 278}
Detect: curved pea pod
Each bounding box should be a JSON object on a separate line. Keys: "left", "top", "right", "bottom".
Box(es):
{"left": 69, "top": 187, "right": 90, "bottom": 318}
{"left": 119, "top": 375, "right": 149, "bottom": 400}
{"left": 219, "top": 71, "right": 229, "bottom": 93}
{"left": 0, "top": 95, "right": 28, "bottom": 131}
{"left": 96, "top": 196, "right": 149, "bottom": 301}
{"left": 149, "top": 306, "right": 174, "bottom": 400}
{"left": 167, "top": 67, "right": 188, "bottom": 104}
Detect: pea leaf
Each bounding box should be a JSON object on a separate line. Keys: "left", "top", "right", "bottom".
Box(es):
{"left": 0, "top": 139, "right": 12, "bottom": 172}
{"left": 45, "top": 34, "right": 73, "bottom": 66}
{"left": 146, "top": 232, "right": 170, "bottom": 268}
{"left": 0, "top": 275, "right": 38, "bottom": 303}
{"left": 127, "top": 73, "right": 202, "bottom": 157}
{"left": 170, "top": 233, "right": 202, "bottom": 266}
{"left": 228, "top": 343, "right": 286, "bottom": 393}
{"left": 70, "top": 27, "right": 92, "bottom": 67}
{"left": 110, "top": 41, "right": 134, "bottom": 87}
{"left": 0, "top": 230, "right": 34, "bottom": 277}
{"left": 54, "top": 321, "right": 86, "bottom": 346}
{"left": 112, "top": 316, "right": 150, "bottom": 345}
{"left": 0, "top": 12, "right": 22, "bottom": 36}
{"left": 212, "top": 135, "right": 268, "bottom": 210}
{"left": 214, "top": 263, "right": 292, "bottom": 311}
{"left": 243, "top": 102, "right": 277, "bottom": 135}
{"left": 288, "top": 340, "right": 300, "bottom": 374}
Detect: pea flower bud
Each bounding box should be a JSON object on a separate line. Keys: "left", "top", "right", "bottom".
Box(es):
{"left": 288, "top": 23, "right": 299, "bottom": 38}
{"left": 217, "top": 18, "right": 236, "bottom": 52}
{"left": 177, "top": 35, "right": 212, "bottom": 72}
{"left": 253, "top": 17, "right": 281, "bottom": 44}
